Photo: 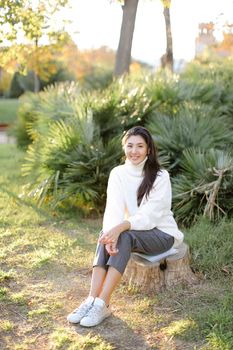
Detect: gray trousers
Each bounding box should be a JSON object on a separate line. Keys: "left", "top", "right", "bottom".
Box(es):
{"left": 93, "top": 228, "right": 174, "bottom": 275}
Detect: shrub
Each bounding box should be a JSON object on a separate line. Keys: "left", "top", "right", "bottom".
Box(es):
{"left": 22, "top": 110, "right": 123, "bottom": 211}
{"left": 89, "top": 76, "right": 154, "bottom": 143}
{"left": 15, "top": 82, "right": 82, "bottom": 148}
{"left": 172, "top": 149, "right": 233, "bottom": 225}
{"left": 181, "top": 59, "right": 233, "bottom": 123}
{"left": 9, "top": 72, "right": 24, "bottom": 98}
{"left": 147, "top": 104, "right": 232, "bottom": 175}
{"left": 19, "top": 62, "right": 233, "bottom": 218}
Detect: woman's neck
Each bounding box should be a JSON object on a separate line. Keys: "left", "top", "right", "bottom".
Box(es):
{"left": 125, "top": 156, "right": 147, "bottom": 176}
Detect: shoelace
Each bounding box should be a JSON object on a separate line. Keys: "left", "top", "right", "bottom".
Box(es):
{"left": 73, "top": 303, "right": 90, "bottom": 314}
{"left": 85, "top": 304, "right": 102, "bottom": 319}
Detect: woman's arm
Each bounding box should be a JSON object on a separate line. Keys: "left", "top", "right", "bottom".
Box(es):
{"left": 127, "top": 170, "right": 172, "bottom": 230}
{"left": 102, "top": 168, "right": 126, "bottom": 232}
{"left": 99, "top": 220, "right": 130, "bottom": 245}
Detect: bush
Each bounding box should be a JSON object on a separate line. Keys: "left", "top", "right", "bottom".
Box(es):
{"left": 89, "top": 76, "right": 154, "bottom": 143}
{"left": 15, "top": 82, "right": 82, "bottom": 148}
{"left": 18, "top": 61, "right": 233, "bottom": 218}
{"left": 15, "top": 92, "right": 41, "bottom": 149}
{"left": 181, "top": 59, "right": 233, "bottom": 124}
{"left": 22, "top": 110, "right": 123, "bottom": 212}
{"left": 172, "top": 148, "right": 233, "bottom": 225}
{"left": 9, "top": 72, "right": 25, "bottom": 98}
{"left": 147, "top": 104, "right": 232, "bottom": 175}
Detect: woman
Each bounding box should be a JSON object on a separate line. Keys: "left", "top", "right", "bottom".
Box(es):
{"left": 67, "top": 126, "right": 184, "bottom": 327}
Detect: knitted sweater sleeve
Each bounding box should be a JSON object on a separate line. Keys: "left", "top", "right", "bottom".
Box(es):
{"left": 127, "top": 170, "right": 172, "bottom": 230}
{"left": 102, "top": 168, "right": 125, "bottom": 232}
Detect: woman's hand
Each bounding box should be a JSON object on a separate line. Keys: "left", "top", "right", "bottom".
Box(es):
{"left": 105, "top": 242, "right": 119, "bottom": 256}
{"left": 99, "top": 228, "right": 120, "bottom": 245}
{"left": 99, "top": 220, "right": 130, "bottom": 245}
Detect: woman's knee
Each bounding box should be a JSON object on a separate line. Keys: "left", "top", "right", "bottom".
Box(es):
{"left": 117, "top": 231, "right": 132, "bottom": 248}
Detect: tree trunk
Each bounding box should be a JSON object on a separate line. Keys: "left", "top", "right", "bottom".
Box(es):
{"left": 33, "top": 37, "right": 40, "bottom": 93}
{"left": 33, "top": 71, "right": 40, "bottom": 93}
{"left": 114, "top": 0, "right": 139, "bottom": 77}
{"left": 162, "top": 2, "right": 174, "bottom": 71}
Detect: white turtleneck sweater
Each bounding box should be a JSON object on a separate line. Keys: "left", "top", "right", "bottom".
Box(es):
{"left": 103, "top": 158, "right": 184, "bottom": 247}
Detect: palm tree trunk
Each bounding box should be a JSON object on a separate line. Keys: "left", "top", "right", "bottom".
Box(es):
{"left": 163, "top": 2, "right": 173, "bottom": 71}
{"left": 114, "top": 0, "right": 139, "bottom": 77}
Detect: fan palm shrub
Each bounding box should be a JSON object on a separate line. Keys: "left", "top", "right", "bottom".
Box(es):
{"left": 172, "top": 148, "right": 233, "bottom": 225}
{"left": 145, "top": 71, "right": 193, "bottom": 116}
{"left": 15, "top": 81, "right": 82, "bottom": 148}
{"left": 22, "top": 109, "right": 123, "bottom": 212}
{"left": 15, "top": 92, "right": 41, "bottom": 148}
{"left": 181, "top": 59, "right": 233, "bottom": 123}
{"left": 147, "top": 104, "right": 232, "bottom": 174}
{"left": 89, "top": 76, "right": 154, "bottom": 143}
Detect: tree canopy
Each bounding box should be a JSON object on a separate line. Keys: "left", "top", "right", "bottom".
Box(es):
{"left": 0, "top": 0, "right": 69, "bottom": 44}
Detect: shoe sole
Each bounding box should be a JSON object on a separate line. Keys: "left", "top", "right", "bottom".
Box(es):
{"left": 80, "top": 311, "right": 111, "bottom": 327}
{"left": 67, "top": 318, "right": 81, "bottom": 324}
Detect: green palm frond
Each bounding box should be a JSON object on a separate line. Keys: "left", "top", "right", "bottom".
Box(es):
{"left": 16, "top": 82, "right": 82, "bottom": 147}
{"left": 147, "top": 105, "right": 232, "bottom": 173}
{"left": 22, "top": 107, "right": 123, "bottom": 210}
{"left": 62, "top": 136, "right": 123, "bottom": 207}
{"left": 173, "top": 148, "right": 233, "bottom": 225}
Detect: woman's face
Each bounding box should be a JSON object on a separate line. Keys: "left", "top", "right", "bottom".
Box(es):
{"left": 124, "top": 135, "right": 148, "bottom": 165}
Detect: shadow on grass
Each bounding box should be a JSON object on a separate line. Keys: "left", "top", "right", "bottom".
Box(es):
{"left": 73, "top": 315, "right": 153, "bottom": 350}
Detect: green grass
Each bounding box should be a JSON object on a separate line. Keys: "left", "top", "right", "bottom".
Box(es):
{"left": 185, "top": 218, "right": 233, "bottom": 279}
{"left": 0, "top": 98, "right": 19, "bottom": 124}
{"left": 0, "top": 143, "right": 233, "bottom": 350}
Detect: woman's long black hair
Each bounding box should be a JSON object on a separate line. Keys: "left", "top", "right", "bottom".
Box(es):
{"left": 122, "top": 126, "right": 161, "bottom": 206}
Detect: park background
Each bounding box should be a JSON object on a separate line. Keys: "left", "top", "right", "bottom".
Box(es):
{"left": 0, "top": 0, "right": 233, "bottom": 349}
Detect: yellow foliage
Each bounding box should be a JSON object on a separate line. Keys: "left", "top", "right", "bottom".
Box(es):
{"left": 0, "top": 69, "right": 12, "bottom": 95}
{"left": 0, "top": 41, "right": 115, "bottom": 91}
{"left": 214, "top": 32, "right": 233, "bottom": 55}
{"left": 130, "top": 62, "right": 142, "bottom": 74}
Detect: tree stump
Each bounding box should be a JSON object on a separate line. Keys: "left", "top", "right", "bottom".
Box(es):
{"left": 123, "top": 242, "right": 198, "bottom": 293}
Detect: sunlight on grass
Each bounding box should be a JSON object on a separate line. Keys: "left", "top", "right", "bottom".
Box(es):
{"left": 76, "top": 333, "right": 115, "bottom": 350}
{"left": 11, "top": 292, "right": 28, "bottom": 305}
{"left": 28, "top": 306, "right": 50, "bottom": 318}
{"left": 203, "top": 332, "right": 232, "bottom": 350}
{"left": 51, "top": 328, "right": 115, "bottom": 350}
{"left": 0, "top": 268, "right": 16, "bottom": 282}
{"left": 163, "top": 319, "right": 197, "bottom": 337}
{"left": 51, "top": 328, "right": 72, "bottom": 349}
{"left": 31, "top": 249, "right": 54, "bottom": 268}
{"left": 13, "top": 344, "right": 30, "bottom": 350}
{"left": 0, "top": 319, "right": 14, "bottom": 331}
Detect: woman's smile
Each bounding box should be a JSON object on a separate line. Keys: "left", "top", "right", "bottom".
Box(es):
{"left": 124, "top": 135, "right": 148, "bottom": 165}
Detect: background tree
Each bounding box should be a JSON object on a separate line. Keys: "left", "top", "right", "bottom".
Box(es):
{"left": 0, "top": 0, "right": 69, "bottom": 92}
{"left": 114, "top": 0, "right": 139, "bottom": 77}
{"left": 161, "top": 0, "right": 173, "bottom": 71}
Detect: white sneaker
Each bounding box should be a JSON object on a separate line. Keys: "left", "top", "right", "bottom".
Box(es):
{"left": 67, "top": 296, "right": 94, "bottom": 323}
{"left": 80, "top": 297, "right": 111, "bottom": 327}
